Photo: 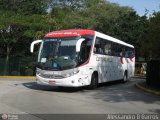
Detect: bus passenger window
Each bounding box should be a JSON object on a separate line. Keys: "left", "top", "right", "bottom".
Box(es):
{"left": 94, "top": 38, "right": 101, "bottom": 54}
{"left": 122, "top": 47, "right": 126, "bottom": 57}
{"left": 125, "top": 47, "right": 135, "bottom": 58}
{"left": 104, "top": 44, "right": 111, "bottom": 55}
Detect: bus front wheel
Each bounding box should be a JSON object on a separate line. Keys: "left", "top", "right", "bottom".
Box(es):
{"left": 88, "top": 73, "right": 98, "bottom": 90}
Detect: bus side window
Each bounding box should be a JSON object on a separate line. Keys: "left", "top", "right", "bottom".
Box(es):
{"left": 94, "top": 37, "right": 112, "bottom": 55}
{"left": 118, "top": 44, "right": 122, "bottom": 57}
{"left": 94, "top": 37, "right": 102, "bottom": 54}
{"left": 126, "top": 47, "right": 135, "bottom": 58}
{"left": 124, "top": 47, "right": 129, "bottom": 58}
{"left": 122, "top": 47, "right": 126, "bottom": 57}
{"left": 104, "top": 40, "right": 111, "bottom": 55}
{"left": 111, "top": 42, "right": 118, "bottom": 56}
{"left": 114, "top": 44, "right": 121, "bottom": 57}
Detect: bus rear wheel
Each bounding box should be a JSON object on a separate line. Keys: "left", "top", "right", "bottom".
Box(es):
{"left": 88, "top": 73, "right": 98, "bottom": 90}
{"left": 122, "top": 71, "right": 128, "bottom": 83}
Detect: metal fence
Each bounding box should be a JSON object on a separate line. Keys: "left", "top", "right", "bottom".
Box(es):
{"left": 0, "top": 57, "right": 36, "bottom": 76}
{"left": 0, "top": 57, "right": 148, "bottom": 76}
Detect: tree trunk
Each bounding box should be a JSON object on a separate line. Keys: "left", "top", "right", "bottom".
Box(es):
{"left": 4, "top": 45, "right": 11, "bottom": 75}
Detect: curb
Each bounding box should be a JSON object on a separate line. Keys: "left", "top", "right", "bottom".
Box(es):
{"left": 135, "top": 82, "right": 160, "bottom": 96}
{"left": 133, "top": 75, "right": 146, "bottom": 79}
{"left": 0, "top": 76, "right": 36, "bottom": 79}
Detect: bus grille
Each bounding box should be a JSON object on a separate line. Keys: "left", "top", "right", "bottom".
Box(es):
{"left": 39, "top": 74, "right": 65, "bottom": 79}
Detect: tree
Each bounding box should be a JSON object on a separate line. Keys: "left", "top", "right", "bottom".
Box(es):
{"left": 141, "top": 12, "right": 160, "bottom": 59}
{"left": 0, "top": 0, "right": 52, "bottom": 15}
{"left": 50, "top": 0, "right": 148, "bottom": 59}
{"left": 0, "top": 11, "right": 56, "bottom": 75}
{"left": 0, "top": 0, "right": 150, "bottom": 75}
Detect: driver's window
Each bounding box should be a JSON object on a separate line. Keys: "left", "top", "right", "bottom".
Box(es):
{"left": 78, "top": 36, "right": 93, "bottom": 65}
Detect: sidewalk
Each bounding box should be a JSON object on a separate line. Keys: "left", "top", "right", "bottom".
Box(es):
{"left": 133, "top": 74, "right": 146, "bottom": 79}
{"left": 135, "top": 81, "right": 160, "bottom": 96}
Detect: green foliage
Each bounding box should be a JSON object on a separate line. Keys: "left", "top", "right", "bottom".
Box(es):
{"left": 0, "top": 0, "right": 53, "bottom": 75}
{"left": 0, "top": 0, "right": 52, "bottom": 15}
{"left": 0, "top": 11, "right": 56, "bottom": 56}
{"left": 25, "top": 69, "right": 34, "bottom": 76}
{"left": 0, "top": 0, "right": 157, "bottom": 75}
{"left": 141, "top": 12, "right": 160, "bottom": 59}
{"left": 50, "top": 0, "right": 147, "bottom": 58}
{"left": 11, "top": 71, "right": 20, "bottom": 76}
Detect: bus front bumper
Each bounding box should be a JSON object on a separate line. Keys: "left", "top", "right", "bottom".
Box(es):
{"left": 36, "top": 74, "right": 90, "bottom": 87}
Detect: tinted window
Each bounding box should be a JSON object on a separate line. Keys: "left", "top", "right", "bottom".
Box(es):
{"left": 94, "top": 37, "right": 134, "bottom": 57}
{"left": 78, "top": 35, "right": 93, "bottom": 65}
{"left": 111, "top": 42, "right": 121, "bottom": 56}
{"left": 125, "top": 47, "right": 135, "bottom": 58}
{"left": 94, "top": 37, "right": 111, "bottom": 55}
{"left": 94, "top": 37, "right": 102, "bottom": 54}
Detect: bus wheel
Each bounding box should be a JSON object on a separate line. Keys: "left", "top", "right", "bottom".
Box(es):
{"left": 88, "top": 73, "right": 98, "bottom": 90}
{"left": 123, "top": 71, "right": 128, "bottom": 83}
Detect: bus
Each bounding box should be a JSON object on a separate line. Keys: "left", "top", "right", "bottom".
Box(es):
{"left": 30, "top": 29, "right": 135, "bottom": 89}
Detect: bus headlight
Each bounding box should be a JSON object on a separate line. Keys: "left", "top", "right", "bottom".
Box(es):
{"left": 64, "top": 70, "right": 79, "bottom": 78}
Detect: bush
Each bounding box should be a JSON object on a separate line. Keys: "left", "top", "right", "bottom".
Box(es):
{"left": 25, "top": 68, "right": 34, "bottom": 76}
{"left": 0, "top": 72, "right": 4, "bottom": 76}
{"left": 11, "top": 71, "right": 20, "bottom": 76}
{"left": 146, "top": 60, "right": 160, "bottom": 89}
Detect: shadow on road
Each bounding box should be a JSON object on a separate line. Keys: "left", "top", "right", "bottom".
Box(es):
{"left": 82, "top": 80, "right": 160, "bottom": 105}
{"left": 22, "top": 79, "right": 160, "bottom": 113}
{"left": 22, "top": 79, "right": 160, "bottom": 104}
{"left": 22, "top": 80, "right": 124, "bottom": 93}
{"left": 149, "top": 109, "right": 160, "bottom": 114}
{"left": 23, "top": 82, "right": 84, "bottom": 93}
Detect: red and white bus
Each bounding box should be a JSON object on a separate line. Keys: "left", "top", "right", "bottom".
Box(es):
{"left": 30, "top": 29, "right": 135, "bottom": 89}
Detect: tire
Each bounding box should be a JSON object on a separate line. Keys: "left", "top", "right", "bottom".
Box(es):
{"left": 88, "top": 73, "right": 98, "bottom": 90}
{"left": 122, "top": 71, "right": 128, "bottom": 83}
{"left": 58, "top": 86, "right": 65, "bottom": 90}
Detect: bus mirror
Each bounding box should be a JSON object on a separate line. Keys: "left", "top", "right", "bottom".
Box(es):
{"left": 76, "top": 38, "right": 85, "bottom": 52}
{"left": 30, "top": 40, "right": 42, "bottom": 53}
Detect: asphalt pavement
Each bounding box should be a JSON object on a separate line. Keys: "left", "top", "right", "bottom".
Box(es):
{"left": 0, "top": 77, "right": 159, "bottom": 120}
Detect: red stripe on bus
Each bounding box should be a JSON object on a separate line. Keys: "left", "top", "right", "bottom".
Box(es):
{"left": 120, "top": 57, "right": 124, "bottom": 64}
{"left": 45, "top": 29, "right": 95, "bottom": 38}
{"left": 129, "top": 57, "right": 133, "bottom": 62}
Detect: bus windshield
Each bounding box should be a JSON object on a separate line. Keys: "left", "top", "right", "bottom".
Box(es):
{"left": 37, "top": 35, "right": 93, "bottom": 70}
{"left": 38, "top": 37, "right": 80, "bottom": 70}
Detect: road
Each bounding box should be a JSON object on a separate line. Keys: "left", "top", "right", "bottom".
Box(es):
{"left": 0, "top": 77, "right": 159, "bottom": 120}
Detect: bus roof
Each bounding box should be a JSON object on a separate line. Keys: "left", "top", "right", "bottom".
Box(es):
{"left": 44, "top": 29, "right": 134, "bottom": 48}
{"left": 44, "top": 29, "right": 95, "bottom": 38}
{"left": 95, "top": 31, "right": 134, "bottom": 48}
